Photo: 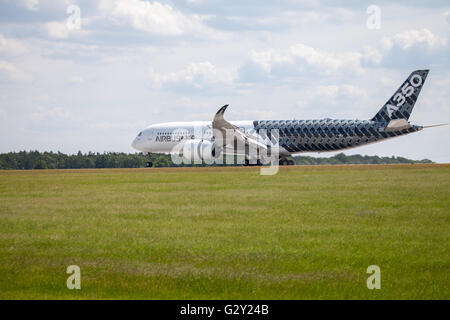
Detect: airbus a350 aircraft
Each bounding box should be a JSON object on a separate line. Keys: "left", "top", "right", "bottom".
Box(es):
{"left": 132, "top": 69, "right": 444, "bottom": 167}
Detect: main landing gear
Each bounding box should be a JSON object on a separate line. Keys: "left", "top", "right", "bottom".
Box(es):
{"left": 279, "top": 157, "right": 295, "bottom": 166}
{"left": 145, "top": 153, "right": 153, "bottom": 168}
{"left": 243, "top": 157, "right": 295, "bottom": 166}
{"left": 244, "top": 159, "right": 263, "bottom": 166}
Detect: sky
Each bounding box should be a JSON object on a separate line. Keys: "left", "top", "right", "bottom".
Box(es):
{"left": 0, "top": 0, "right": 449, "bottom": 162}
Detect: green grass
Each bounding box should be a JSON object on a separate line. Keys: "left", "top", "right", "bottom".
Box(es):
{"left": 0, "top": 164, "right": 448, "bottom": 299}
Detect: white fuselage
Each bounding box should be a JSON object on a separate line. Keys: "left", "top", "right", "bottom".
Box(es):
{"left": 132, "top": 121, "right": 254, "bottom": 153}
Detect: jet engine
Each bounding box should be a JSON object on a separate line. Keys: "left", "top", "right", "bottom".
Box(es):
{"left": 182, "top": 139, "right": 222, "bottom": 163}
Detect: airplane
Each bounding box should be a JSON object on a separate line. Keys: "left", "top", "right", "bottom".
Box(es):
{"left": 132, "top": 69, "right": 445, "bottom": 167}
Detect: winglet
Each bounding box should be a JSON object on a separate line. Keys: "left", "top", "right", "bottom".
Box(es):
{"left": 212, "top": 104, "right": 236, "bottom": 132}
{"left": 214, "top": 104, "right": 229, "bottom": 120}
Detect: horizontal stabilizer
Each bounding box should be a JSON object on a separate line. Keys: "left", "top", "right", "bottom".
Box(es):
{"left": 383, "top": 119, "right": 411, "bottom": 132}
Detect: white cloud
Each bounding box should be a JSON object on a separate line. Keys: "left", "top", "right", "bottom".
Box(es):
{"left": 379, "top": 76, "right": 396, "bottom": 88}
{"left": 0, "top": 106, "right": 7, "bottom": 118}
{"left": 382, "top": 29, "right": 447, "bottom": 51}
{"left": 68, "top": 76, "right": 83, "bottom": 84}
{"left": 283, "top": 8, "right": 355, "bottom": 26}
{"left": 90, "top": 120, "right": 147, "bottom": 130}
{"left": 99, "top": 0, "right": 211, "bottom": 36}
{"left": 0, "top": 34, "right": 27, "bottom": 55}
{"left": 294, "top": 83, "right": 370, "bottom": 119}
{"left": 362, "top": 45, "right": 383, "bottom": 65}
{"left": 339, "top": 84, "right": 367, "bottom": 99}
{"left": 317, "top": 85, "right": 339, "bottom": 100}
{"left": 0, "top": 60, "right": 31, "bottom": 82}
{"left": 290, "top": 44, "right": 362, "bottom": 74}
{"left": 18, "top": 0, "right": 39, "bottom": 11}
{"left": 359, "top": 29, "right": 447, "bottom": 67}
{"left": 361, "top": 29, "right": 449, "bottom": 67}
{"left": 31, "top": 106, "right": 72, "bottom": 121}
{"left": 239, "top": 43, "right": 363, "bottom": 82}
{"left": 101, "top": 55, "right": 130, "bottom": 65}
{"left": 445, "top": 11, "right": 450, "bottom": 24}
{"left": 304, "top": 84, "right": 367, "bottom": 102}
{"left": 148, "top": 61, "right": 237, "bottom": 88}
{"left": 44, "top": 21, "right": 70, "bottom": 39}
{"left": 90, "top": 121, "right": 113, "bottom": 130}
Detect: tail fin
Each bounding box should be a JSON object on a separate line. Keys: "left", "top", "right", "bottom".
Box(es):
{"left": 372, "top": 69, "right": 429, "bottom": 122}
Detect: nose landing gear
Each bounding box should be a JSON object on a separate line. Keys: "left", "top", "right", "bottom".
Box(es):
{"left": 145, "top": 153, "right": 153, "bottom": 168}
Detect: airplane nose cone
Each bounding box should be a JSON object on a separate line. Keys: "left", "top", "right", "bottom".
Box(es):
{"left": 131, "top": 137, "right": 139, "bottom": 150}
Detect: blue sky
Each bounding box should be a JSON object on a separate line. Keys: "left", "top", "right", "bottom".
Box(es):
{"left": 0, "top": 0, "right": 449, "bottom": 161}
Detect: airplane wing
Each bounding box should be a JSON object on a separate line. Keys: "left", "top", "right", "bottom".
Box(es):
{"left": 212, "top": 105, "right": 268, "bottom": 155}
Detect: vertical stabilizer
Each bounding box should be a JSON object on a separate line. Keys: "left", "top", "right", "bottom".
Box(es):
{"left": 372, "top": 69, "right": 429, "bottom": 122}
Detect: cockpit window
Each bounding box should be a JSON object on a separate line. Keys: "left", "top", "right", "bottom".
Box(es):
{"left": 138, "top": 132, "right": 142, "bottom": 137}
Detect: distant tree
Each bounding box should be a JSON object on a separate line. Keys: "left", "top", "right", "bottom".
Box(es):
{"left": 334, "top": 153, "right": 348, "bottom": 163}
{"left": 34, "top": 159, "right": 48, "bottom": 169}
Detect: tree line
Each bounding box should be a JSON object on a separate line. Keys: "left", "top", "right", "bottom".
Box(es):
{"left": 0, "top": 151, "right": 433, "bottom": 170}
{"left": 293, "top": 153, "right": 432, "bottom": 165}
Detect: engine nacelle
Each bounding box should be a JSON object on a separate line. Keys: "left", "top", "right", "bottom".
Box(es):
{"left": 182, "top": 139, "right": 221, "bottom": 164}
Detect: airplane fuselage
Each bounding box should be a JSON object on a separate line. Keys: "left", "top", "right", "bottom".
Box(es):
{"left": 132, "top": 119, "right": 422, "bottom": 156}
{"left": 131, "top": 70, "right": 430, "bottom": 164}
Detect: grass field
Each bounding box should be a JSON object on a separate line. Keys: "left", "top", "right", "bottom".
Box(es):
{"left": 0, "top": 164, "right": 449, "bottom": 299}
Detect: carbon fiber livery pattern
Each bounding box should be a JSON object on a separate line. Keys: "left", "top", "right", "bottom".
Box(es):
{"left": 253, "top": 119, "right": 422, "bottom": 153}
{"left": 372, "top": 69, "right": 429, "bottom": 122}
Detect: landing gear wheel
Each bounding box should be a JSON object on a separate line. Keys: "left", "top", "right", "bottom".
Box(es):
{"left": 280, "top": 159, "right": 288, "bottom": 166}
{"left": 145, "top": 152, "right": 153, "bottom": 168}
{"left": 288, "top": 160, "right": 295, "bottom": 166}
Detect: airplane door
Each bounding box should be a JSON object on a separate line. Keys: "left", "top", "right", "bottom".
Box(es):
{"left": 147, "top": 129, "right": 154, "bottom": 141}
